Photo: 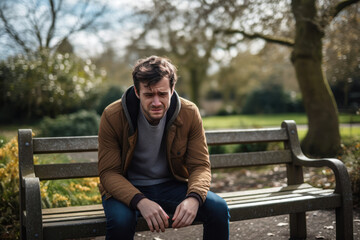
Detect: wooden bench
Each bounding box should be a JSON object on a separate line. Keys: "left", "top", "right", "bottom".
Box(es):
{"left": 18, "top": 120, "right": 354, "bottom": 240}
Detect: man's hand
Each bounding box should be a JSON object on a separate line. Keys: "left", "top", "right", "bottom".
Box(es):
{"left": 137, "top": 198, "right": 169, "bottom": 232}
{"left": 172, "top": 197, "right": 199, "bottom": 229}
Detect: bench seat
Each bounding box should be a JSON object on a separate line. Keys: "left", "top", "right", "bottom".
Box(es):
{"left": 28, "top": 183, "right": 340, "bottom": 240}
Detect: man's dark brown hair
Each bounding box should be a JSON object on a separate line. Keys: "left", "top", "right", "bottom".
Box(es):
{"left": 132, "top": 56, "right": 178, "bottom": 92}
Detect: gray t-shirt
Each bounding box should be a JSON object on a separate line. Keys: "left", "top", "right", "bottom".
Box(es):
{"left": 127, "top": 107, "right": 172, "bottom": 186}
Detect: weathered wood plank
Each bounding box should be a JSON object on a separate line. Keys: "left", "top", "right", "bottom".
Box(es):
{"left": 42, "top": 218, "right": 106, "bottom": 240}
{"left": 218, "top": 183, "right": 314, "bottom": 198}
{"left": 205, "top": 128, "right": 288, "bottom": 145}
{"left": 210, "top": 150, "right": 292, "bottom": 168}
{"left": 33, "top": 128, "right": 288, "bottom": 154}
{"left": 221, "top": 186, "right": 333, "bottom": 201}
{"left": 33, "top": 137, "right": 98, "bottom": 153}
{"left": 228, "top": 193, "right": 341, "bottom": 221}
{"left": 43, "top": 212, "right": 105, "bottom": 223}
{"left": 42, "top": 205, "right": 103, "bottom": 215}
{"left": 34, "top": 162, "right": 98, "bottom": 180}
{"left": 224, "top": 189, "right": 335, "bottom": 205}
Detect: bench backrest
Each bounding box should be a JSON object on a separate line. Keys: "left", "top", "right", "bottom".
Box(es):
{"left": 18, "top": 120, "right": 300, "bottom": 181}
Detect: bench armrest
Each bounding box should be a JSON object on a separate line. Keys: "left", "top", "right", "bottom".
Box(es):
{"left": 22, "top": 176, "right": 43, "bottom": 239}
{"left": 281, "top": 121, "right": 352, "bottom": 203}
{"left": 293, "top": 154, "right": 352, "bottom": 196}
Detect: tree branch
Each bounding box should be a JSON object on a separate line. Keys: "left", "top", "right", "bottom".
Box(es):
{"left": 331, "top": 0, "right": 360, "bottom": 19}
{"left": 58, "top": 2, "right": 107, "bottom": 49}
{"left": 0, "top": 8, "right": 31, "bottom": 53}
{"left": 216, "top": 29, "right": 294, "bottom": 47}
{"left": 45, "top": 0, "right": 61, "bottom": 49}
{"left": 320, "top": 0, "right": 359, "bottom": 29}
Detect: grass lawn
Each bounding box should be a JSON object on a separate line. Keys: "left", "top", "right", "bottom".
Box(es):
{"left": 203, "top": 113, "right": 360, "bottom": 141}
{"left": 202, "top": 113, "right": 360, "bottom": 129}
{"left": 0, "top": 113, "right": 359, "bottom": 143}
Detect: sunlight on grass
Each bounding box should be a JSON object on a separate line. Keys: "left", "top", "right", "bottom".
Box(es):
{"left": 203, "top": 113, "right": 308, "bottom": 129}
{"left": 203, "top": 113, "right": 359, "bottom": 130}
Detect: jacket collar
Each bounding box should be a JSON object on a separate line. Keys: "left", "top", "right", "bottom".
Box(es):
{"left": 121, "top": 86, "right": 181, "bottom": 136}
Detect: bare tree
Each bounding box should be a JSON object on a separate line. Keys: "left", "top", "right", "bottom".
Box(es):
{"left": 126, "top": 0, "right": 225, "bottom": 105}
{"left": 0, "top": 0, "right": 108, "bottom": 56}
{"left": 128, "top": 0, "right": 359, "bottom": 156}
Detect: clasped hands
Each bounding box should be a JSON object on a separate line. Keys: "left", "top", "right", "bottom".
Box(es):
{"left": 137, "top": 197, "right": 199, "bottom": 233}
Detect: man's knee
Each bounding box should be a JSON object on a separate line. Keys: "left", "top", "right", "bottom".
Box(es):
{"left": 203, "top": 192, "right": 230, "bottom": 220}
{"left": 102, "top": 197, "right": 137, "bottom": 238}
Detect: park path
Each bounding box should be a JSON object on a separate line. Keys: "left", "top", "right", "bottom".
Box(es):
{"left": 91, "top": 209, "right": 360, "bottom": 240}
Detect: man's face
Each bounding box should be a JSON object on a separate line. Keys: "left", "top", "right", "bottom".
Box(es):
{"left": 135, "top": 77, "right": 174, "bottom": 125}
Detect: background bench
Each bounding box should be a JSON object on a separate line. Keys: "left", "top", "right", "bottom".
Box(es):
{"left": 18, "top": 120, "right": 354, "bottom": 240}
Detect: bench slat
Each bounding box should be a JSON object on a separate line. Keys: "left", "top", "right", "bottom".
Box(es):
{"left": 225, "top": 189, "right": 334, "bottom": 205}
{"left": 219, "top": 183, "right": 314, "bottom": 198}
{"left": 43, "top": 212, "right": 104, "bottom": 223}
{"left": 34, "top": 151, "right": 293, "bottom": 179}
{"left": 210, "top": 150, "right": 291, "bottom": 168}
{"left": 42, "top": 217, "right": 106, "bottom": 240}
{"left": 33, "top": 128, "right": 288, "bottom": 154}
{"left": 228, "top": 193, "right": 341, "bottom": 221}
{"left": 35, "top": 162, "right": 98, "bottom": 180}
{"left": 33, "top": 136, "right": 98, "bottom": 153}
{"left": 205, "top": 128, "right": 288, "bottom": 145}
{"left": 42, "top": 204, "right": 103, "bottom": 215}
{"left": 38, "top": 184, "right": 339, "bottom": 232}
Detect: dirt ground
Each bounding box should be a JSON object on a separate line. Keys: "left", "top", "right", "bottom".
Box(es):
{"left": 128, "top": 209, "right": 360, "bottom": 240}
{"left": 92, "top": 209, "right": 360, "bottom": 240}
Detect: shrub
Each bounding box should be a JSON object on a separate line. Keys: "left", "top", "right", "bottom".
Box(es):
{"left": 236, "top": 143, "right": 268, "bottom": 152}
{"left": 208, "top": 145, "right": 227, "bottom": 154}
{"left": 38, "top": 110, "right": 100, "bottom": 137}
{"left": 340, "top": 138, "right": 360, "bottom": 204}
{"left": 96, "top": 85, "right": 124, "bottom": 115}
{"left": 0, "top": 136, "right": 101, "bottom": 238}
{"left": 0, "top": 138, "right": 20, "bottom": 239}
{"left": 0, "top": 135, "right": 7, "bottom": 148}
{"left": 40, "top": 178, "right": 101, "bottom": 208}
{"left": 0, "top": 51, "right": 104, "bottom": 123}
{"left": 241, "top": 82, "right": 304, "bottom": 114}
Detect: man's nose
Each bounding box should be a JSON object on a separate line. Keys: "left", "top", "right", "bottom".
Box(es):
{"left": 152, "top": 95, "right": 161, "bottom": 106}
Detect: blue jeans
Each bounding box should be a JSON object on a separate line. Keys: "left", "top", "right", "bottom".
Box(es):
{"left": 102, "top": 180, "right": 230, "bottom": 240}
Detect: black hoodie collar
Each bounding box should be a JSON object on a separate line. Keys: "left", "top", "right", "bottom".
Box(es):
{"left": 121, "top": 86, "right": 181, "bottom": 136}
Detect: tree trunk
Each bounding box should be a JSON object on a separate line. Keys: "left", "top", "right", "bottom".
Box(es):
{"left": 189, "top": 68, "right": 200, "bottom": 106}
{"left": 291, "top": 0, "right": 341, "bottom": 157}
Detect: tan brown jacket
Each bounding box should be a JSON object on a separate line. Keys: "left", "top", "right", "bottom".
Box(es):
{"left": 98, "top": 86, "right": 211, "bottom": 207}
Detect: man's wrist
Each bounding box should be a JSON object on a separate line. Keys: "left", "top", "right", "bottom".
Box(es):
{"left": 185, "top": 192, "right": 203, "bottom": 206}
{"left": 130, "top": 193, "right": 147, "bottom": 210}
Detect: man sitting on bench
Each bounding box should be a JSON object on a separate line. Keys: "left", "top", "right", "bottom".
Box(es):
{"left": 98, "top": 56, "right": 230, "bottom": 240}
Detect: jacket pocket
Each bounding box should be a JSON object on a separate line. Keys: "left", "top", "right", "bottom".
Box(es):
{"left": 170, "top": 139, "right": 187, "bottom": 160}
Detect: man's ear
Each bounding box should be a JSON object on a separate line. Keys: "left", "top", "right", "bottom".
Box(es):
{"left": 134, "top": 86, "right": 140, "bottom": 99}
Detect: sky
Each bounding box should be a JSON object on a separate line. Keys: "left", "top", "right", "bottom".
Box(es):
{"left": 0, "top": 0, "right": 148, "bottom": 59}
{"left": 0, "top": 0, "right": 266, "bottom": 61}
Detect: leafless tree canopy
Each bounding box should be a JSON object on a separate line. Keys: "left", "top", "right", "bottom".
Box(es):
{"left": 0, "top": 0, "right": 108, "bottom": 55}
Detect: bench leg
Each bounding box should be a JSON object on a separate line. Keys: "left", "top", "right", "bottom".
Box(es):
{"left": 289, "top": 212, "right": 306, "bottom": 240}
{"left": 336, "top": 206, "right": 353, "bottom": 240}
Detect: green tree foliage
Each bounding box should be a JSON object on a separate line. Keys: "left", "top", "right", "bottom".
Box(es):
{"left": 242, "top": 82, "right": 304, "bottom": 114}
{"left": 208, "top": 45, "right": 298, "bottom": 114}
{"left": 0, "top": 51, "right": 104, "bottom": 123}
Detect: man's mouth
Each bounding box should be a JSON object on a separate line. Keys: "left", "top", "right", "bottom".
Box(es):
{"left": 151, "top": 108, "right": 163, "bottom": 112}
